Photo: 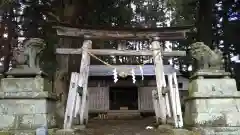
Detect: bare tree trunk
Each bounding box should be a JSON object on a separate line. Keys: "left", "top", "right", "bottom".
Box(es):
{"left": 3, "top": 8, "right": 14, "bottom": 72}
{"left": 222, "top": 1, "right": 231, "bottom": 72}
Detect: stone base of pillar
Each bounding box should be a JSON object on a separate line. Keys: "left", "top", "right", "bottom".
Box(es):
{"left": 55, "top": 129, "right": 76, "bottom": 135}
{"left": 0, "top": 77, "right": 57, "bottom": 131}
{"left": 73, "top": 125, "right": 86, "bottom": 131}
{"left": 184, "top": 73, "right": 240, "bottom": 135}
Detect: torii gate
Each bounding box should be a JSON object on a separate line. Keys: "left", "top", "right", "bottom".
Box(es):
{"left": 54, "top": 25, "right": 190, "bottom": 129}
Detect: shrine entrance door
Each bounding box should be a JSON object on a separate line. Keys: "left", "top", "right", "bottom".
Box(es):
{"left": 109, "top": 86, "right": 138, "bottom": 110}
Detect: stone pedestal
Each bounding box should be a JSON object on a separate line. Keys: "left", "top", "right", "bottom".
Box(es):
{"left": 0, "top": 76, "right": 58, "bottom": 133}
{"left": 184, "top": 71, "right": 240, "bottom": 135}
{"left": 0, "top": 74, "right": 3, "bottom": 85}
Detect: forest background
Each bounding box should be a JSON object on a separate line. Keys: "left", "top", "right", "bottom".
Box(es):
{"left": 0, "top": 0, "right": 239, "bottom": 86}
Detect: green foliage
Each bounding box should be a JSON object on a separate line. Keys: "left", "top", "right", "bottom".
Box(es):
{"left": 18, "top": 0, "right": 59, "bottom": 76}
{"left": 0, "top": 0, "right": 12, "bottom": 7}
{"left": 1, "top": 0, "right": 239, "bottom": 76}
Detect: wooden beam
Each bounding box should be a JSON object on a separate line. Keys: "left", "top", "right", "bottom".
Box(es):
{"left": 165, "top": 94, "right": 171, "bottom": 118}
{"left": 152, "top": 90, "right": 161, "bottom": 123}
{"left": 56, "top": 48, "right": 186, "bottom": 57}
{"left": 173, "top": 72, "right": 183, "bottom": 128}
{"left": 54, "top": 26, "right": 189, "bottom": 40}
{"left": 64, "top": 72, "right": 79, "bottom": 129}
{"left": 167, "top": 74, "right": 178, "bottom": 127}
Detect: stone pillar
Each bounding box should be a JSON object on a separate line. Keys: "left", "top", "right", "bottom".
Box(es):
{"left": 184, "top": 71, "right": 240, "bottom": 135}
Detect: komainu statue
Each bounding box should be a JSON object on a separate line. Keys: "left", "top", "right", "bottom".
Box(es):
{"left": 189, "top": 42, "right": 224, "bottom": 71}
{"left": 9, "top": 38, "right": 46, "bottom": 76}
{"left": 23, "top": 38, "right": 46, "bottom": 68}
{"left": 13, "top": 38, "right": 45, "bottom": 68}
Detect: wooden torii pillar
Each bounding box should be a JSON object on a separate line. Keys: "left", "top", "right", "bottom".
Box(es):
{"left": 63, "top": 40, "right": 92, "bottom": 129}
{"left": 152, "top": 37, "right": 167, "bottom": 124}
{"left": 78, "top": 40, "right": 92, "bottom": 125}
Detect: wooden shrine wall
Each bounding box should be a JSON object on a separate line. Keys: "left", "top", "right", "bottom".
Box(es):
{"left": 87, "top": 78, "right": 189, "bottom": 112}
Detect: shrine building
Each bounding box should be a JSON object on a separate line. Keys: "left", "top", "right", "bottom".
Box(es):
{"left": 87, "top": 65, "right": 189, "bottom": 116}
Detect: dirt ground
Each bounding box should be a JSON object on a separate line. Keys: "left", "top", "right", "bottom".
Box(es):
{"left": 80, "top": 117, "right": 173, "bottom": 135}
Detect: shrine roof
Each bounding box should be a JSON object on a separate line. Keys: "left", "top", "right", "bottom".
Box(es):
{"left": 89, "top": 65, "right": 181, "bottom": 76}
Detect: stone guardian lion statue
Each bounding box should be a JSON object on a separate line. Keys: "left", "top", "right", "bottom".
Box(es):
{"left": 24, "top": 38, "right": 46, "bottom": 68}
{"left": 13, "top": 38, "right": 46, "bottom": 69}
{"left": 189, "top": 42, "right": 224, "bottom": 71}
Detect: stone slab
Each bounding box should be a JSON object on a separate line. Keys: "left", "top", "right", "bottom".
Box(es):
{"left": 0, "top": 77, "right": 52, "bottom": 92}
{"left": 188, "top": 79, "right": 238, "bottom": 97}
{"left": 55, "top": 129, "right": 86, "bottom": 135}
{"left": 186, "top": 91, "right": 240, "bottom": 98}
{"left": 191, "top": 127, "right": 240, "bottom": 135}
{"left": 55, "top": 129, "right": 75, "bottom": 135}
{"left": 73, "top": 125, "right": 86, "bottom": 131}
{"left": 185, "top": 98, "right": 240, "bottom": 113}
{"left": 0, "top": 113, "right": 57, "bottom": 130}
{"left": 0, "top": 99, "right": 56, "bottom": 115}
{"left": 171, "top": 129, "right": 198, "bottom": 135}
{"left": 190, "top": 70, "right": 230, "bottom": 79}
{"left": 6, "top": 67, "right": 47, "bottom": 77}
{"left": 184, "top": 112, "right": 240, "bottom": 127}
{"left": 0, "top": 91, "right": 57, "bottom": 99}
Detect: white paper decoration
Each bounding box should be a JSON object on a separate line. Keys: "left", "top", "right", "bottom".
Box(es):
{"left": 131, "top": 68, "right": 136, "bottom": 83}
{"left": 139, "top": 66, "right": 144, "bottom": 80}
{"left": 113, "top": 68, "right": 118, "bottom": 83}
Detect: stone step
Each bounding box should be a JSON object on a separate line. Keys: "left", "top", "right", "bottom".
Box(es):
{"left": 91, "top": 110, "right": 142, "bottom": 120}
{"left": 107, "top": 110, "right": 141, "bottom": 119}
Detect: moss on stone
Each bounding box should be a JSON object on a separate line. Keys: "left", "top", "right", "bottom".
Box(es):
{"left": 0, "top": 131, "right": 12, "bottom": 135}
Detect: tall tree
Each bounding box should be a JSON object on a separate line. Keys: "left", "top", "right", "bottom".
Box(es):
{"left": 196, "top": 0, "right": 216, "bottom": 49}
{"left": 0, "top": 0, "right": 20, "bottom": 72}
